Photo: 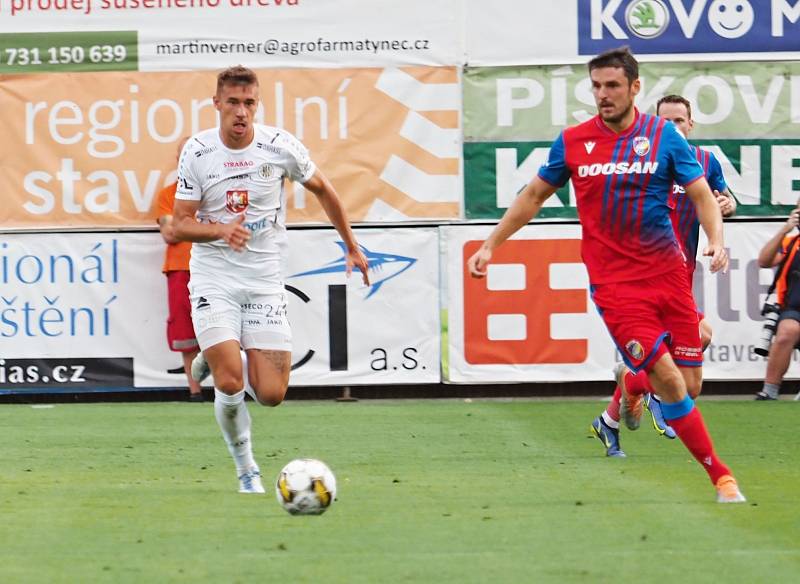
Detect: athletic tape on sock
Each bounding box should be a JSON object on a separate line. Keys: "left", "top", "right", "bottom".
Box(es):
{"left": 661, "top": 395, "right": 694, "bottom": 420}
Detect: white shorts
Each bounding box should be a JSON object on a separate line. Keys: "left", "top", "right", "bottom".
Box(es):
{"left": 189, "top": 283, "right": 292, "bottom": 352}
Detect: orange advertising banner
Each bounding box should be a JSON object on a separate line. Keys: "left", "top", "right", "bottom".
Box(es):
{"left": 1, "top": 66, "right": 460, "bottom": 228}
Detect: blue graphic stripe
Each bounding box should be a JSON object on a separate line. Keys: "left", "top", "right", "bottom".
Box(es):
{"left": 607, "top": 114, "right": 645, "bottom": 239}
{"left": 617, "top": 115, "right": 646, "bottom": 238}
{"left": 674, "top": 358, "right": 703, "bottom": 367}
{"left": 676, "top": 146, "right": 707, "bottom": 253}
{"left": 601, "top": 130, "right": 626, "bottom": 227}
{"left": 699, "top": 148, "right": 710, "bottom": 174}
{"left": 628, "top": 115, "right": 656, "bottom": 237}
{"left": 623, "top": 115, "right": 647, "bottom": 236}
{"left": 634, "top": 116, "right": 665, "bottom": 243}
{"left": 678, "top": 192, "right": 694, "bottom": 244}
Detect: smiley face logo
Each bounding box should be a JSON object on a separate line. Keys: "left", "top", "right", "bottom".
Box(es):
{"left": 708, "top": 0, "right": 754, "bottom": 39}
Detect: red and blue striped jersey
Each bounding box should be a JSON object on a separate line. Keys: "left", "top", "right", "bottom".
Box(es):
{"left": 669, "top": 145, "right": 728, "bottom": 279}
{"left": 538, "top": 109, "right": 705, "bottom": 285}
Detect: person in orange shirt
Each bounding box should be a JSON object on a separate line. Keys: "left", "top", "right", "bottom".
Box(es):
{"left": 755, "top": 201, "right": 800, "bottom": 400}
{"left": 157, "top": 138, "right": 204, "bottom": 402}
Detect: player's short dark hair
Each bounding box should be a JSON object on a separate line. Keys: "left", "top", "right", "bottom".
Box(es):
{"left": 656, "top": 94, "right": 692, "bottom": 120}
{"left": 588, "top": 46, "right": 638, "bottom": 85}
{"left": 216, "top": 65, "right": 259, "bottom": 94}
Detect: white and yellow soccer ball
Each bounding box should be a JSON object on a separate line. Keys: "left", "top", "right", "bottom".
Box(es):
{"left": 275, "top": 458, "right": 337, "bottom": 515}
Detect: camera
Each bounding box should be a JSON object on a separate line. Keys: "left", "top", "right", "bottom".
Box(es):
{"left": 754, "top": 303, "right": 781, "bottom": 357}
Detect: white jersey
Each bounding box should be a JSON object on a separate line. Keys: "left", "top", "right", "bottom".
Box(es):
{"left": 176, "top": 125, "right": 316, "bottom": 290}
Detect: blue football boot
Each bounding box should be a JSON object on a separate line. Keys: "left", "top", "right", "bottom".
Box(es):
{"left": 643, "top": 393, "right": 676, "bottom": 439}
{"left": 590, "top": 416, "right": 625, "bottom": 458}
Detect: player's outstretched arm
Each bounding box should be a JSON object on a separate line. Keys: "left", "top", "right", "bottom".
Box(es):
{"left": 304, "top": 169, "right": 370, "bottom": 285}
{"left": 685, "top": 177, "right": 728, "bottom": 273}
{"left": 467, "top": 176, "right": 558, "bottom": 278}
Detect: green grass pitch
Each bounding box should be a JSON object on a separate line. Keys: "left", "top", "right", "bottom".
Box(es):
{"left": 1, "top": 399, "right": 798, "bottom": 583}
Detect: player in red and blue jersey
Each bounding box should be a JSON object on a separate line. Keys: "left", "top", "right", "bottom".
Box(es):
{"left": 467, "top": 47, "right": 745, "bottom": 503}
{"left": 595, "top": 95, "right": 738, "bottom": 452}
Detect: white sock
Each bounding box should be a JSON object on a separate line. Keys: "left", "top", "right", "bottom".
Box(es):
{"left": 762, "top": 383, "right": 780, "bottom": 399}
{"left": 601, "top": 411, "right": 620, "bottom": 429}
{"left": 213, "top": 388, "right": 256, "bottom": 474}
{"left": 240, "top": 350, "right": 257, "bottom": 402}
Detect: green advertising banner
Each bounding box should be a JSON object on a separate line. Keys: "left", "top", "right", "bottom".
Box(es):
{"left": 464, "top": 61, "right": 800, "bottom": 219}
{"left": 465, "top": 139, "right": 800, "bottom": 219}
{"left": 0, "top": 31, "right": 137, "bottom": 74}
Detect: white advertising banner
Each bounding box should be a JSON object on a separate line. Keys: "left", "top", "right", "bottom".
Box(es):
{"left": 445, "top": 222, "right": 784, "bottom": 383}
{"left": 285, "top": 227, "right": 441, "bottom": 385}
{"left": 0, "top": 0, "right": 458, "bottom": 72}
{"left": 1, "top": 1, "right": 799, "bottom": 75}
{"left": 0, "top": 227, "right": 440, "bottom": 392}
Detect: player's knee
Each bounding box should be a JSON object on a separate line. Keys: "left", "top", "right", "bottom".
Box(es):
{"left": 253, "top": 382, "right": 288, "bottom": 407}
{"left": 687, "top": 381, "right": 702, "bottom": 400}
{"left": 213, "top": 371, "right": 245, "bottom": 393}
{"left": 772, "top": 329, "right": 796, "bottom": 349}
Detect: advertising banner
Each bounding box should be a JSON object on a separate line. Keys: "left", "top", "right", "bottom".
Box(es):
{"left": 463, "top": 61, "right": 800, "bottom": 219}
{"left": 285, "top": 227, "right": 441, "bottom": 386}
{"left": 1, "top": 2, "right": 798, "bottom": 74}
{"left": 0, "top": 66, "right": 461, "bottom": 229}
{"left": 0, "top": 0, "right": 458, "bottom": 72}
{"left": 577, "top": 0, "right": 800, "bottom": 56}
{"left": 0, "top": 227, "right": 440, "bottom": 393}
{"left": 444, "top": 222, "right": 783, "bottom": 383}
{"left": 464, "top": 0, "right": 800, "bottom": 65}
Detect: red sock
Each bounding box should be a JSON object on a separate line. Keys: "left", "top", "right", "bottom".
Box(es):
{"left": 625, "top": 370, "right": 653, "bottom": 396}
{"left": 605, "top": 387, "right": 621, "bottom": 422}
{"left": 668, "top": 407, "right": 731, "bottom": 484}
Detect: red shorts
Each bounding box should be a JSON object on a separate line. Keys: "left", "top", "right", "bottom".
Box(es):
{"left": 591, "top": 269, "right": 702, "bottom": 373}
{"left": 166, "top": 271, "right": 199, "bottom": 353}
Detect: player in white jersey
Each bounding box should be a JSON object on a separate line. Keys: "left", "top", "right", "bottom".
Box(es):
{"left": 173, "top": 66, "right": 370, "bottom": 493}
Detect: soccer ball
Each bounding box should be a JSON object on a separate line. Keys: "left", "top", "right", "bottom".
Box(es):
{"left": 275, "top": 458, "right": 337, "bottom": 515}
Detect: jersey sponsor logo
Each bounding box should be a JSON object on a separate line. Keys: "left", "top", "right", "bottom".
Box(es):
{"left": 194, "top": 146, "right": 217, "bottom": 157}
{"left": 584, "top": 141, "right": 596, "bottom": 154}
{"left": 244, "top": 218, "right": 268, "bottom": 232}
{"left": 625, "top": 0, "right": 671, "bottom": 39}
{"left": 226, "top": 190, "right": 249, "bottom": 213}
{"left": 673, "top": 183, "right": 686, "bottom": 195}
{"left": 256, "top": 141, "right": 282, "bottom": 155}
{"left": 633, "top": 136, "right": 651, "bottom": 156}
{"left": 673, "top": 344, "right": 702, "bottom": 358}
{"left": 625, "top": 339, "right": 645, "bottom": 361}
{"left": 577, "top": 161, "right": 659, "bottom": 177}
{"left": 224, "top": 160, "right": 255, "bottom": 168}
